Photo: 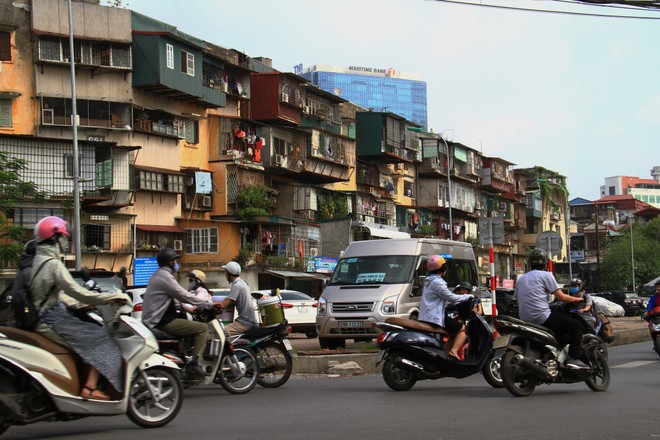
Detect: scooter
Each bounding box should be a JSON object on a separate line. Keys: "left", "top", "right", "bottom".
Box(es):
{"left": 236, "top": 321, "right": 294, "bottom": 388}
{"left": 0, "top": 304, "right": 183, "bottom": 437}
{"left": 154, "top": 315, "right": 260, "bottom": 394}
{"left": 643, "top": 305, "right": 660, "bottom": 358}
{"left": 493, "top": 302, "right": 610, "bottom": 397}
{"left": 375, "top": 299, "right": 503, "bottom": 391}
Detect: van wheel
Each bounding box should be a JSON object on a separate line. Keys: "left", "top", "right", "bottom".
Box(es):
{"left": 319, "top": 338, "right": 345, "bottom": 350}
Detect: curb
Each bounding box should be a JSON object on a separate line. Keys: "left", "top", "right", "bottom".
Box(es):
{"left": 291, "top": 327, "right": 650, "bottom": 375}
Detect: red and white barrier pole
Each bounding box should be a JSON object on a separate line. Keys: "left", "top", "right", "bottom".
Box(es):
{"left": 490, "top": 245, "right": 497, "bottom": 317}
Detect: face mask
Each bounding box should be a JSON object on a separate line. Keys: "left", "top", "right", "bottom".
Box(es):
{"left": 173, "top": 262, "right": 180, "bottom": 273}
{"left": 188, "top": 281, "right": 197, "bottom": 290}
{"left": 570, "top": 287, "right": 579, "bottom": 295}
{"left": 57, "top": 235, "right": 71, "bottom": 253}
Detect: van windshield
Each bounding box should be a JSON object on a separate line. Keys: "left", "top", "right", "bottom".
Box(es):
{"left": 328, "top": 255, "right": 416, "bottom": 285}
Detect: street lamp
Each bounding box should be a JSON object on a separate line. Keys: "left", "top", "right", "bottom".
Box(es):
{"left": 537, "top": 179, "right": 572, "bottom": 281}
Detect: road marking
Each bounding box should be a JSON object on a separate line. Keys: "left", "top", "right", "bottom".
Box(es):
{"left": 612, "top": 360, "right": 656, "bottom": 369}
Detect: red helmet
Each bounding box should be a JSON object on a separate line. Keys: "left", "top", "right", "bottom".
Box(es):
{"left": 427, "top": 255, "right": 447, "bottom": 273}
{"left": 34, "top": 216, "right": 70, "bottom": 242}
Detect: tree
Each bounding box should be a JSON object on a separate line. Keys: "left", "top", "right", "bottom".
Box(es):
{"left": 0, "top": 152, "right": 45, "bottom": 268}
{"left": 235, "top": 184, "right": 270, "bottom": 220}
{"left": 600, "top": 218, "right": 660, "bottom": 291}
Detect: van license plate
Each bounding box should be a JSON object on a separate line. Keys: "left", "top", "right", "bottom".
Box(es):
{"left": 338, "top": 321, "right": 363, "bottom": 328}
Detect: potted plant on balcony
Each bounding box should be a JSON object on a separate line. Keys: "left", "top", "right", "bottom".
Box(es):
{"left": 236, "top": 185, "right": 270, "bottom": 219}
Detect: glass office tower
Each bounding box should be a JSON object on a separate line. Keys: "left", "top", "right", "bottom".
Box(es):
{"left": 299, "top": 64, "right": 427, "bottom": 130}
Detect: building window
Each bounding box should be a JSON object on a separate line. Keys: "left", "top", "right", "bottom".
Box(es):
{"left": 63, "top": 154, "right": 82, "bottom": 178}
{"left": 0, "top": 31, "right": 11, "bottom": 61}
{"left": 83, "top": 224, "right": 110, "bottom": 251}
{"left": 166, "top": 174, "right": 184, "bottom": 193}
{"left": 184, "top": 119, "right": 199, "bottom": 144}
{"left": 11, "top": 208, "right": 65, "bottom": 229}
{"left": 139, "top": 170, "right": 163, "bottom": 191}
{"left": 185, "top": 228, "right": 218, "bottom": 254}
{"left": 166, "top": 43, "right": 174, "bottom": 69}
{"left": 181, "top": 50, "right": 194, "bottom": 76}
{"left": 0, "top": 98, "right": 11, "bottom": 128}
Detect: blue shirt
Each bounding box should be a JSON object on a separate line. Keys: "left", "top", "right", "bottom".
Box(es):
{"left": 646, "top": 293, "right": 658, "bottom": 314}
{"left": 418, "top": 274, "right": 472, "bottom": 327}
{"left": 515, "top": 270, "right": 559, "bottom": 324}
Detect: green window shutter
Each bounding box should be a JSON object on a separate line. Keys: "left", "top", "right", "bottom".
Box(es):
{"left": 0, "top": 99, "right": 12, "bottom": 127}
{"left": 185, "top": 119, "right": 198, "bottom": 144}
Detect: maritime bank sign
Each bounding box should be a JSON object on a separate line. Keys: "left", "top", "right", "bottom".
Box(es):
{"left": 347, "top": 66, "right": 398, "bottom": 77}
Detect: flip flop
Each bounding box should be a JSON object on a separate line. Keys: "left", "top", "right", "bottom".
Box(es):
{"left": 80, "top": 386, "right": 110, "bottom": 401}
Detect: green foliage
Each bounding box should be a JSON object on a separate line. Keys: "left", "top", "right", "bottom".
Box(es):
{"left": 236, "top": 185, "right": 270, "bottom": 219}
{"left": 419, "top": 224, "right": 437, "bottom": 237}
{"left": 600, "top": 219, "right": 660, "bottom": 290}
{"left": 318, "top": 195, "right": 349, "bottom": 220}
{"left": 235, "top": 244, "right": 254, "bottom": 266}
{"left": 265, "top": 256, "right": 289, "bottom": 268}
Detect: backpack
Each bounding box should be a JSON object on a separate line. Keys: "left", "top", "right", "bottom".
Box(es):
{"left": 596, "top": 312, "right": 615, "bottom": 343}
{"left": 11, "top": 258, "right": 53, "bottom": 330}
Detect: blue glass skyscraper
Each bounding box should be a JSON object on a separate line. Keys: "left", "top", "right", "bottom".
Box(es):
{"left": 299, "top": 64, "right": 428, "bottom": 130}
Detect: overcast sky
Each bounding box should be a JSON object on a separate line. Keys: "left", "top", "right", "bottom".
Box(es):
{"left": 126, "top": 0, "right": 660, "bottom": 201}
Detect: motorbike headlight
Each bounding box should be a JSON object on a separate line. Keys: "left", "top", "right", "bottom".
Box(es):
{"left": 317, "top": 296, "right": 327, "bottom": 317}
{"left": 381, "top": 294, "right": 398, "bottom": 315}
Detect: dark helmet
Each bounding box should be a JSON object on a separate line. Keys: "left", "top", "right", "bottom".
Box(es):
{"left": 453, "top": 281, "right": 473, "bottom": 293}
{"left": 655, "top": 279, "right": 660, "bottom": 287}
{"left": 157, "top": 247, "right": 179, "bottom": 267}
{"left": 528, "top": 248, "right": 548, "bottom": 268}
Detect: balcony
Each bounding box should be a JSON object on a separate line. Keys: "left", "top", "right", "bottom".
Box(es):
{"left": 41, "top": 98, "right": 132, "bottom": 130}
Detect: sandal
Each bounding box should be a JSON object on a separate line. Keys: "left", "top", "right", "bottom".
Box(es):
{"left": 447, "top": 353, "right": 462, "bottom": 361}
{"left": 80, "top": 386, "right": 110, "bottom": 401}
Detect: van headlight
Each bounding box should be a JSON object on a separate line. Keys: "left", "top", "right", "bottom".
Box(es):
{"left": 317, "top": 296, "right": 327, "bottom": 316}
{"left": 381, "top": 295, "right": 398, "bottom": 315}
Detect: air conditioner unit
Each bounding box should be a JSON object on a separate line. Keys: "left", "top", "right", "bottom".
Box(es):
{"left": 173, "top": 240, "right": 183, "bottom": 251}
{"left": 201, "top": 195, "right": 212, "bottom": 207}
{"left": 274, "top": 154, "right": 284, "bottom": 165}
{"left": 309, "top": 247, "right": 319, "bottom": 257}
{"left": 303, "top": 105, "right": 310, "bottom": 113}
{"left": 281, "top": 93, "right": 289, "bottom": 103}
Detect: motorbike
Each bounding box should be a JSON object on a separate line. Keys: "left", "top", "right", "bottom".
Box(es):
{"left": 644, "top": 305, "right": 660, "bottom": 358}
{"left": 236, "top": 321, "right": 294, "bottom": 388}
{"left": 153, "top": 314, "right": 260, "bottom": 394}
{"left": 0, "top": 304, "right": 183, "bottom": 437}
{"left": 493, "top": 302, "right": 610, "bottom": 397}
{"left": 374, "top": 299, "right": 504, "bottom": 391}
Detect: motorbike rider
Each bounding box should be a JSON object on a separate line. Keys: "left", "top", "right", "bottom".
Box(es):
{"left": 515, "top": 248, "right": 587, "bottom": 369}
{"left": 643, "top": 279, "right": 660, "bottom": 320}
{"left": 569, "top": 278, "right": 597, "bottom": 330}
{"left": 30, "top": 216, "right": 131, "bottom": 401}
{"left": 182, "top": 270, "right": 213, "bottom": 320}
{"left": 141, "top": 248, "right": 217, "bottom": 379}
{"left": 216, "top": 261, "right": 258, "bottom": 336}
{"left": 418, "top": 255, "right": 474, "bottom": 360}
{"left": 454, "top": 281, "right": 482, "bottom": 315}
{"left": 7, "top": 239, "right": 38, "bottom": 327}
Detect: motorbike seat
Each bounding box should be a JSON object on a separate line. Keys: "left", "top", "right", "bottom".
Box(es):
{"left": 243, "top": 323, "right": 283, "bottom": 339}
{"left": 0, "top": 325, "right": 72, "bottom": 354}
{"left": 385, "top": 317, "right": 450, "bottom": 336}
{"left": 495, "top": 316, "right": 556, "bottom": 337}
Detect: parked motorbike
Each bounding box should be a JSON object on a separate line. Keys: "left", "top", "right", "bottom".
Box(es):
{"left": 644, "top": 305, "right": 660, "bottom": 358}
{"left": 375, "top": 299, "right": 504, "bottom": 391}
{"left": 236, "top": 321, "right": 294, "bottom": 388}
{"left": 493, "top": 302, "right": 610, "bottom": 397}
{"left": 154, "top": 314, "right": 260, "bottom": 394}
{"left": 0, "top": 304, "right": 183, "bottom": 437}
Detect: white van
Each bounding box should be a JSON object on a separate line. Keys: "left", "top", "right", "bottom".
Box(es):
{"left": 316, "top": 238, "right": 479, "bottom": 349}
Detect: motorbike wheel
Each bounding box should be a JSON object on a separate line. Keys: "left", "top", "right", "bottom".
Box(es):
{"left": 305, "top": 330, "right": 318, "bottom": 338}
{"left": 654, "top": 336, "right": 660, "bottom": 359}
{"left": 500, "top": 350, "right": 537, "bottom": 397}
{"left": 585, "top": 350, "right": 610, "bottom": 392}
{"left": 382, "top": 357, "right": 417, "bottom": 391}
{"left": 126, "top": 367, "right": 183, "bottom": 428}
{"left": 482, "top": 356, "right": 504, "bottom": 388}
{"left": 216, "top": 347, "right": 259, "bottom": 394}
{"left": 257, "top": 342, "right": 293, "bottom": 388}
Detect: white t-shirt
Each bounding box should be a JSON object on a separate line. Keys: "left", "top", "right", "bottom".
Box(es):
{"left": 515, "top": 270, "right": 559, "bottom": 324}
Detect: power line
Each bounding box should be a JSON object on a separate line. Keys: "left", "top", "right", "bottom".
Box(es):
{"left": 428, "top": 0, "right": 660, "bottom": 19}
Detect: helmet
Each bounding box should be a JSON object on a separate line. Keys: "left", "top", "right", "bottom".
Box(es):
{"left": 528, "top": 248, "right": 548, "bottom": 268}
{"left": 570, "top": 278, "right": 583, "bottom": 287}
{"left": 34, "top": 216, "right": 70, "bottom": 243}
{"left": 453, "top": 281, "right": 473, "bottom": 293}
{"left": 655, "top": 279, "right": 660, "bottom": 287}
{"left": 156, "top": 247, "right": 179, "bottom": 267}
{"left": 187, "top": 269, "right": 206, "bottom": 283}
{"left": 222, "top": 261, "right": 241, "bottom": 276}
{"left": 427, "top": 255, "right": 446, "bottom": 273}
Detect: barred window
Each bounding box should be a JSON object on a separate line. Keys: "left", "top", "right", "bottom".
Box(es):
{"left": 185, "top": 228, "right": 218, "bottom": 254}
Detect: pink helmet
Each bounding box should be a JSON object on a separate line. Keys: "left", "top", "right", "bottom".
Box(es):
{"left": 427, "top": 255, "right": 447, "bottom": 273}
{"left": 34, "top": 216, "right": 70, "bottom": 242}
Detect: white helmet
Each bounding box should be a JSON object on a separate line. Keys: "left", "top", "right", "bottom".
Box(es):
{"left": 222, "top": 261, "right": 241, "bottom": 276}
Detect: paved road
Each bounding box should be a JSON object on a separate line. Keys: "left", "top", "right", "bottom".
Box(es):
{"left": 4, "top": 341, "right": 657, "bottom": 440}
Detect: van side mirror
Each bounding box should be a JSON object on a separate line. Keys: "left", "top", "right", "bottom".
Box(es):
{"left": 412, "top": 275, "right": 426, "bottom": 297}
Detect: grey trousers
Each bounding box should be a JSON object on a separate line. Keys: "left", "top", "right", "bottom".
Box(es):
{"left": 159, "top": 318, "right": 209, "bottom": 361}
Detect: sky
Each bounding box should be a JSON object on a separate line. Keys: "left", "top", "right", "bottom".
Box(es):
{"left": 125, "top": 0, "right": 660, "bottom": 201}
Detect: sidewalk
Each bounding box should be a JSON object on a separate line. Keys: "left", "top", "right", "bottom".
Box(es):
{"left": 290, "top": 316, "right": 650, "bottom": 375}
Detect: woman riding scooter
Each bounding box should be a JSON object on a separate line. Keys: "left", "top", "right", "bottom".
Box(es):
{"left": 30, "top": 216, "right": 131, "bottom": 401}
{"left": 418, "top": 255, "right": 474, "bottom": 360}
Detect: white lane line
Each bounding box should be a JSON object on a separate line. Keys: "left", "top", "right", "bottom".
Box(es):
{"left": 612, "top": 360, "right": 656, "bottom": 369}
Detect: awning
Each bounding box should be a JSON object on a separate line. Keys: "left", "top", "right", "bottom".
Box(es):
{"left": 133, "top": 164, "right": 185, "bottom": 175}
{"left": 266, "top": 270, "right": 321, "bottom": 280}
{"left": 356, "top": 225, "right": 411, "bottom": 239}
{"left": 137, "top": 224, "right": 185, "bottom": 233}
